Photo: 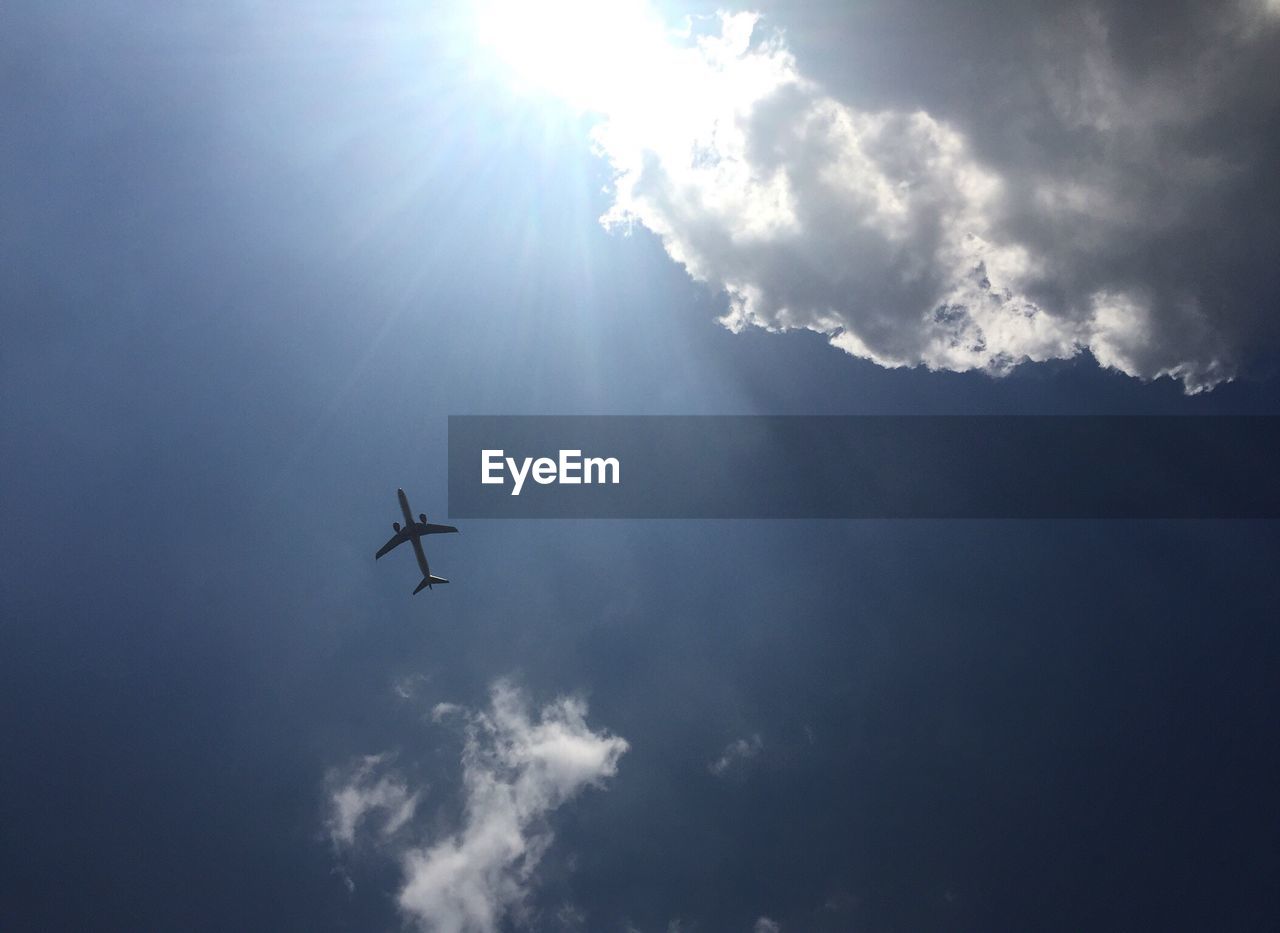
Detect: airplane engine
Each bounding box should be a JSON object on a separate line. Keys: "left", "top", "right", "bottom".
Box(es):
{"left": 393, "top": 522, "right": 401, "bottom": 532}
{"left": 419, "top": 513, "right": 427, "bottom": 523}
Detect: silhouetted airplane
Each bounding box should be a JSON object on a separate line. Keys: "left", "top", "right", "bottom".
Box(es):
{"left": 376, "top": 488, "right": 458, "bottom": 594}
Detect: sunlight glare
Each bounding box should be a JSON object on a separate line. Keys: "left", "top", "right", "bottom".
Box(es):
{"left": 472, "top": 1, "right": 804, "bottom": 251}
{"left": 473, "top": 0, "right": 677, "bottom": 114}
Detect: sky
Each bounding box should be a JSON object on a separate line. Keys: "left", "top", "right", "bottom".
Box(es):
{"left": 3, "top": 1, "right": 1280, "bottom": 931}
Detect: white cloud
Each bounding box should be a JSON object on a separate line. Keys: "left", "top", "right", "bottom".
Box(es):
{"left": 554, "top": 902, "right": 587, "bottom": 931}
{"left": 327, "top": 754, "right": 420, "bottom": 847}
{"left": 579, "top": 6, "right": 1280, "bottom": 392}
{"left": 753, "top": 919, "right": 781, "bottom": 933}
{"left": 393, "top": 673, "right": 431, "bottom": 700}
{"left": 709, "top": 733, "right": 763, "bottom": 776}
{"left": 328, "top": 680, "right": 628, "bottom": 933}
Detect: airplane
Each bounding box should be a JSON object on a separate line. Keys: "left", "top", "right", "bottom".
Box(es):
{"left": 375, "top": 488, "right": 459, "bottom": 594}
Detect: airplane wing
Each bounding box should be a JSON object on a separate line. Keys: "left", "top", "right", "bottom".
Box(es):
{"left": 419, "top": 522, "right": 459, "bottom": 535}
{"left": 375, "top": 531, "right": 408, "bottom": 560}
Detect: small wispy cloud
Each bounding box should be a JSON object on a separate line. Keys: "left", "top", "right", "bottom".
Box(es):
{"left": 554, "top": 902, "right": 587, "bottom": 931}
{"left": 327, "top": 679, "right": 628, "bottom": 933}
{"left": 753, "top": 918, "right": 781, "bottom": 933}
{"left": 392, "top": 673, "right": 431, "bottom": 701}
{"left": 326, "top": 753, "right": 420, "bottom": 848}
{"left": 709, "top": 734, "right": 763, "bottom": 776}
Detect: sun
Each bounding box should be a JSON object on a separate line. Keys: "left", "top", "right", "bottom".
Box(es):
{"left": 471, "top": 0, "right": 678, "bottom": 114}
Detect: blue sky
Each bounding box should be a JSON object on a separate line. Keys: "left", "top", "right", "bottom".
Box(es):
{"left": 4, "top": 2, "right": 1280, "bottom": 930}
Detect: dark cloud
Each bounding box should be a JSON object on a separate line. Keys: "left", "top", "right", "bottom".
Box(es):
{"left": 595, "top": 1, "right": 1280, "bottom": 391}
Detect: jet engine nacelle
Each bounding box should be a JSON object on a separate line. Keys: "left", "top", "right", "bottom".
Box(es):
{"left": 393, "top": 521, "right": 401, "bottom": 533}
{"left": 419, "top": 513, "right": 427, "bottom": 524}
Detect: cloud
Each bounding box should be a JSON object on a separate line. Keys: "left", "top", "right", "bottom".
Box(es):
{"left": 709, "top": 734, "right": 763, "bottom": 776}
{"left": 553, "top": 902, "right": 587, "bottom": 931}
{"left": 326, "top": 754, "right": 420, "bottom": 847}
{"left": 393, "top": 673, "right": 431, "bottom": 700}
{"left": 328, "top": 680, "right": 628, "bottom": 933}
{"left": 587, "top": 4, "right": 1280, "bottom": 391}
{"left": 753, "top": 919, "right": 781, "bottom": 933}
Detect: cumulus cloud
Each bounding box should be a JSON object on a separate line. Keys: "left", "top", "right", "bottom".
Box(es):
{"left": 709, "top": 734, "right": 763, "bottom": 776}
{"left": 328, "top": 680, "right": 628, "bottom": 933}
{"left": 752, "top": 918, "right": 781, "bottom": 933}
{"left": 585, "top": 3, "right": 1280, "bottom": 391}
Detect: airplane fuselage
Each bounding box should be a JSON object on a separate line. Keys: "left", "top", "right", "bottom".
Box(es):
{"left": 398, "top": 488, "right": 432, "bottom": 577}
{"left": 398, "top": 488, "right": 421, "bottom": 535}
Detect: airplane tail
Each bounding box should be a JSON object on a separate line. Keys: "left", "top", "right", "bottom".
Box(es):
{"left": 413, "top": 575, "right": 449, "bottom": 594}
